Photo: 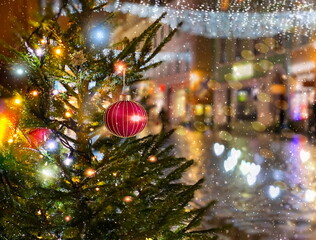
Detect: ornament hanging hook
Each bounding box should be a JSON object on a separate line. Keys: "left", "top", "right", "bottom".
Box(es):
{"left": 122, "top": 68, "right": 127, "bottom": 94}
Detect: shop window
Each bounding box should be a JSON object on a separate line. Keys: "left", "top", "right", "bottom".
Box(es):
{"left": 236, "top": 88, "right": 257, "bottom": 121}
{"left": 291, "top": 90, "right": 312, "bottom": 121}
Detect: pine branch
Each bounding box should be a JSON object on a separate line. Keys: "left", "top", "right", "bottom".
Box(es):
{"left": 115, "top": 13, "right": 167, "bottom": 61}
{"left": 145, "top": 22, "right": 183, "bottom": 65}
{"left": 184, "top": 200, "right": 217, "bottom": 233}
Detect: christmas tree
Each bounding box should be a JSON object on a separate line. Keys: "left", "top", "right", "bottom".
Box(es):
{"left": 0, "top": 1, "right": 219, "bottom": 239}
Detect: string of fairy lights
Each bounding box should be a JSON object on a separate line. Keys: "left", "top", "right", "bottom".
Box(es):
{"left": 103, "top": 0, "right": 316, "bottom": 38}
{"left": 7, "top": 34, "right": 158, "bottom": 202}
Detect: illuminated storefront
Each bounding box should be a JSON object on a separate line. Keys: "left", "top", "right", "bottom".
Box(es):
{"left": 214, "top": 54, "right": 287, "bottom": 127}
{"left": 289, "top": 44, "right": 316, "bottom": 122}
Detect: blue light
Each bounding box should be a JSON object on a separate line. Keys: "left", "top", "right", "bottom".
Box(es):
{"left": 89, "top": 25, "right": 110, "bottom": 47}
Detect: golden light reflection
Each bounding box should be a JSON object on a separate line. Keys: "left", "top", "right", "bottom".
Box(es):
{"left": 0, "top": 117, "right": 11, "bottom": 145}
{"left": 180, "top": 131, "right": 206, "bottom": 186}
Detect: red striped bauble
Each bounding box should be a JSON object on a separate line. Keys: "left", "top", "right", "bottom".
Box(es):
{"left": 104, "top": 97, "right": 148, "bottom": 138}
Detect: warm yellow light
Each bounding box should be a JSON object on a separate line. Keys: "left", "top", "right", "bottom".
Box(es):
{"left": 8, "top": 138, "right": 14, "bottom": 144}
{"left": 84, "top": 168, "right": 96, "bottom": 177}
{"left": 123, "top": 196, "right": 133, "bottom": 203}
{"left": 190, "top": 71, "right": 201, "bottom": 90}
{"left": 14, "top": 98, "right": 22, "bottom": 105}
{"left": 55, "top": 48, "right": 62, "bottom": 56}
{"left": 95, "top": 187, "right": 100, "bottom": 191}
{"left": 64, "top": 216, "right": 71, "bottom": 222}
{"left": 117, "top": 64, "right": 125, "bottom": 72}
{"left": 195, "top": 104, "right": 204, "bottom": 116}
{"left": 148, "top": 155, "right": 157, "bottom": 163}
{"left": 40, "top": 38, "right": 47, "bottom": 44}
{"left": 31, "top": 90, "right": 39, "bottom": 97}
{"left": 65, "top": 111, "right": 72, "bottom": 118}
{"left": 0, "top": 117, "right": 11, "bottom": 145}
{"left": 190, "top": 72, "right": 200, "bottom": 83}
{"left": 114, "top": 61, "right": 126, "bottom": 74}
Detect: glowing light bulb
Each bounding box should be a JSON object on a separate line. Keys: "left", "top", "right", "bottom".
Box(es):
{"left": 54, "top": 48, "right": 62, "bottom": 56}
{"left": 31, "top": 90, "right": 39, "bottom": 97}
{"left": 14, "top": 65, "right": 26, "bottom": 76}
{"left": 114, "top": 61, "right": 126, "bottom": 75}
{"left": 17, "top": 68, "right": 24, "bottom": 75}
{"left": 95, "top": 187, "right": 100, "bottom": 191}
{"left": 123, "top": 196, "right": 133, "bottom": 203}
{"left": 84, "top": 168, "right": 96, "bottom": 177}
{"left": 35, "top": 48, "right": 44, "bottom": 56}
{"left": 8, "top": 138, "right": 14, "bottom": 144}
{"left": 47, "top": 140, "right": 57, "bottom": 150}
{"left": 148, "top": 155, "right": 157, "bottom": 163}
{"left": 14, "top": 98, "right": 22, "bottom": 105}
{"left": 90, "top": 25, "right": 110, "bottom": 46}
{"left": 65, "top": 111, "right": 72, "bottom": 118}
{"left": 64, "top": 216, "right": 71, "bottom": 222}
{"left": 117, "top": 64, "right": 125, "bottom": 73}
{"left": 64, "top": 158, "right": 73, "bottom": 166}
{"left": 96, "top": 30, "right": 105, "bottom": 39}
{"left": 40, "top": 38, "right": 47, "bottom": 44}
{"left": 42, "top": 168, "right": 55, "bottom": 178}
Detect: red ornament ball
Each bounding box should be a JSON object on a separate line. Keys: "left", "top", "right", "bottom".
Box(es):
{"left": 28, "top": 128, "right": 51, "bottom": 147}
{"left": 104, "top": 97, "right": 147, "bottom": 138}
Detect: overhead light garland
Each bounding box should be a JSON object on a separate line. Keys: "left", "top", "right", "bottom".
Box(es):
{"left": 105, "top": 1, "right": 316, "bottom": 39}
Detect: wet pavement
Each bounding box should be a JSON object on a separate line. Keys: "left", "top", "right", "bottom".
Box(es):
{"left": 171, "top": 127, "right": 316, "bottom": 240}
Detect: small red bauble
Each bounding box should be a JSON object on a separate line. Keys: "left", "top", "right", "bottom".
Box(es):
{"left": 104, "top": 95, "right": 147, "bottom": 138}
{"left": 27, "top": 128, "right": 50, "bottom": 147}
